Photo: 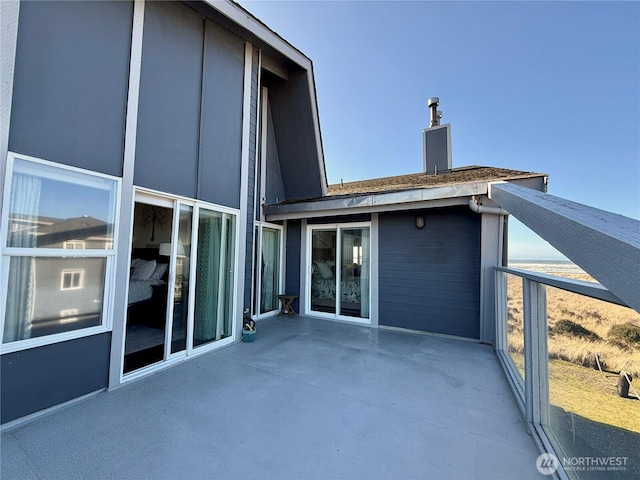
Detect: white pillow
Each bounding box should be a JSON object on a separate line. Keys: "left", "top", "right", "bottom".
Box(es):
{"left": 314, "top": 261, "right": 334, "bottom": 279}
{"left": 150, "top": 263, "right": 168, "bottom": 280}
{"left": 131, "top": 259, "right": 157, "bottom": 281}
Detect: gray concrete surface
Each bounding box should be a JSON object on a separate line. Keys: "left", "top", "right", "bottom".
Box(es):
{"left": 1, "top": 316, "right": 544, "bottom": 479}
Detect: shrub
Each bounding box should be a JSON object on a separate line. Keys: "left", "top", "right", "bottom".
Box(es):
{"left": 551, "top": 319, "right": 601, "bottom": 341}
{"left": 608, "top": 324, "right": 640, "bottom": 350}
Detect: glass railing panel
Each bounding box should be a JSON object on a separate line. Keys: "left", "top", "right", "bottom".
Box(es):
{"left": 545, "top": 286, "right": 640, "bottom": 479}
{"left": 506, "top": 273, "right": 526, "bottom": 382}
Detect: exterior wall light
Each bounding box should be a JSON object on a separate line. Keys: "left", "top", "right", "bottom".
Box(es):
{"left": 415, "top": 215, "right": 425, "bottom": 229}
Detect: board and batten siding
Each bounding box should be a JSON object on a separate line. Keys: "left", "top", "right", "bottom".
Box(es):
{"left": 134, "top": 1, "right": 244, "bottom": 207}
{"left": 378, "top": 207, "right": 481, "bottom": 339}
{"left": 8, "top": 0, "right": 133, "bottom": 177}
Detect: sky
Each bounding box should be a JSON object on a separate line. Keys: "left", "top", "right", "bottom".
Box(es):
{"left": 239, "top": 0, "right": 639, "bottom": 261}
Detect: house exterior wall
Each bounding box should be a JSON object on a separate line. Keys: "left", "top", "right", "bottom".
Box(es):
{"left": 378, "top": 207, "right": 481, "bottom": 339}
{"left": 268, "top": 70, "right": 324, "bottom": 201}
{"left": 1, "top": 1, "right": 289, "bottom": 425}
{"left": 284, "top": 219, "right": 302, "bottom": 311}
{"left": 8, "top": 0, "right": 133, "bottom": 177}
{"left": 134, "top": 1, "right": 245, "bottom": 207}
{"left": 1, "top": 1, "right": 132, "bottom": 425}
{"left": 1, "top": 333, "right": 111, "bottom": 424}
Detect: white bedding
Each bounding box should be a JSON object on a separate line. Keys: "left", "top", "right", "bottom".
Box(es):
{"left": 128, "top": 279, "right": 165, "bottom": 305}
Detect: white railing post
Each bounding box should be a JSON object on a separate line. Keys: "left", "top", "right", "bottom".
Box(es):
{"left": 523, "top": 278, "right": 549, "bottom": 429}
{"left": 494, "top": 269, "right": 508, "bottom": 353}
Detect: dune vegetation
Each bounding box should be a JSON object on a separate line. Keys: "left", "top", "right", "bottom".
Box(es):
{"left": 506, "top": 273, "right": 640, "bottom": 377}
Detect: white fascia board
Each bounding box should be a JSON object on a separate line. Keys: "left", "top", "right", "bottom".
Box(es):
{"left": 307, "top": 65, "right": 328, "bottom": 195}
{"left": 266, "top": 198, "right": 470, "bottom": 222}
{"left": 204, "top": 1, "right": 327, "bottom": 197}
{"left": 203, "top": 1, "right": 312, "bottom": 69}
{"left": 264, "top": 183, "right": 485, "bottom": 221}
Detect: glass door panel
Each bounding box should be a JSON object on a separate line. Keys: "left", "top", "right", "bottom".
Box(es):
{"left": 310, "top": 229, "right": 337, "bottom": 313}
{"left": 260, "top": 227, "right": 280, "bottom": 314}
{"left": 170, "top": 204, "right": 192, "bottom": 354}
{"left": 193, "top": 209, "right": 236, "bottom": 348}
{"left": 124, "top": 201, "right": 172, "bottom": 374}
{"left": 339, "top": 228, "right": 370, "bottom": 319}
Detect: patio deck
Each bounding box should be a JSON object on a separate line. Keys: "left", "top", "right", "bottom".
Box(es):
{"left": 1, "top": 316, "right": 544, "bottom": 479}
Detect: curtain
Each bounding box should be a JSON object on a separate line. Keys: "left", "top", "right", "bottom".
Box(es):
{"left": 4, "top": 173, "right": 41, "bottom": 342}
{"left": 194, "top": 212, "right": 221, "bottom": 345}
{"left": 260, "top": 228, "right": 279, "bottom": 313}
{"left": 360, "top": 228, "right": 370, "bottom": 318}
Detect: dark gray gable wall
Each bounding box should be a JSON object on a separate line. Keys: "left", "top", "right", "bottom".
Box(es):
{"left": 8, "top": 0, "right": 133, "bottom": 177}
{"left": 268, "top": 70, "right": 323, "bottom": 201}
{"left": 135, "top": 1, "right": 244, "bottom": 207}
{"left": 378, "top": 207, "right": 481, "bottom": 339}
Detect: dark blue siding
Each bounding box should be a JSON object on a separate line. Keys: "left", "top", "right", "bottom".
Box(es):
{"left": 378, "top": 207, "right": 480, "bottom": 339}
{"left": 198, "top": 21, "right": 245, "bottom": 208}
{"left": 1, "top": 333, "right": 111, "bottom": 424}
{"left": 285, "top": 220, "right": 302, "bottom": 311}
{"left": 9, "top": 1, "right": 132, "bottom": 176}
{"left": 134, "top": 1, "right": 202, "bottom": 198}
{"left": 268, "top": 70, "right": 323, "bottom": 201}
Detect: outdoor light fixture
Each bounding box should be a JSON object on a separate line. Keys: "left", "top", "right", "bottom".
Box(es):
{"left": 415, "top": 215, "right": 425, "bottom": 229}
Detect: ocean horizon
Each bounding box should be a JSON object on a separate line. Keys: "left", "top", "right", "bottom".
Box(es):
{"left": 508, "top": 259, "right": 588, "bottom": 276}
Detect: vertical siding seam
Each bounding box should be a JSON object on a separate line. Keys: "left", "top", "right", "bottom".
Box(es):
{"left": 195, "top": 18, "right": 207, "bottom": 200}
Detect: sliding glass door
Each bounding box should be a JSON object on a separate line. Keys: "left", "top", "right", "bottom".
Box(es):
{"left": 124, "top": 192, "right": 237, "bottom": 376}
{"left": 193, "top": 209, "right": 235, "bottom": 347}
{"left": 308, "top": 224, "right": 370, "bottom": 321}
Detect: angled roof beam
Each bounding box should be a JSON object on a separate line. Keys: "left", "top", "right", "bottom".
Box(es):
{"left": 489, "top": 182, "right": 640, "bottom": 312}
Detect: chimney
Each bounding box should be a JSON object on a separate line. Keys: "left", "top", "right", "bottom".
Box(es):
{"left": 423, "top": 97, "right": 452, "bottom": 175}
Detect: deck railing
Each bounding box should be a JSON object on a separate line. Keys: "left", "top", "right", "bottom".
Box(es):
{"left": 494, "top": 266, "right": 639, "bottom": 480}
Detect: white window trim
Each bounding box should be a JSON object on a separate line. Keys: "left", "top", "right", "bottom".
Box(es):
{"left": 305, "top": 221, "right": 372, "bottom": 325}
{"left": 0, "top": 152, "right": 121, "bottom": 354}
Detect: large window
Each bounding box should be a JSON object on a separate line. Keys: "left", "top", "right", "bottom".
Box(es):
{"left": 1, "top": 154, "right": 119, "bottom": 350}
{"left": 308, "top": 223, "right": 370, "bottom": 322}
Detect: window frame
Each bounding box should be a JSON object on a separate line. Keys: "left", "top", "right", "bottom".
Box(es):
{"left": 0, "top": 152, "right": 121, "bottom": 353}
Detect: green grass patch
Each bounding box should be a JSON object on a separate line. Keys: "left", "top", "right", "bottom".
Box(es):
{"left": 549, "top": 359, "right": 640, "bottom": 434}
{"left": 504, "top": 354, "right": 639, "bottom": 434}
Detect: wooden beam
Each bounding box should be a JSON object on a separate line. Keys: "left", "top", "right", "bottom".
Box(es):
{"left": 490, "top": 182, "right": 640, "bottom": 312}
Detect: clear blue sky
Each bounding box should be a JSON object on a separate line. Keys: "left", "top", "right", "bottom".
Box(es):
{"left": 239, "top": 0, "right": 639, "bottom": 260}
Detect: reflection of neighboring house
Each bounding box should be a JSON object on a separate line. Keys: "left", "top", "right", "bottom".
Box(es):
{"left": 1, "top": 0, "right": 549, "bottom": 427}
{"left": 5, "top": 215, "right": 111, "bottom": 339}
{"left": 8, "top": 214, "right": 112, "bottom": 249}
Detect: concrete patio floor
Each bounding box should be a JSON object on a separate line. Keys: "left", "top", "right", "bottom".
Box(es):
{"left": 1, "top": 316, "right": 544, "bottom": 479}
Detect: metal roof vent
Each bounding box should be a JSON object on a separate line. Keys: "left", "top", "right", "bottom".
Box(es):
{"left": 423, "top": 97, "right": 452, "bottom": 175}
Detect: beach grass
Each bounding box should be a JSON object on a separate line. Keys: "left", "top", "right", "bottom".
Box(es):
{"left": 504, "top": 265, "right": 640, "bottom": 435}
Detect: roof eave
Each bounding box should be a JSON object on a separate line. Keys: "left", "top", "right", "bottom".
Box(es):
{"left": 264, "top": 175, "right": 547, "bottom": 221}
